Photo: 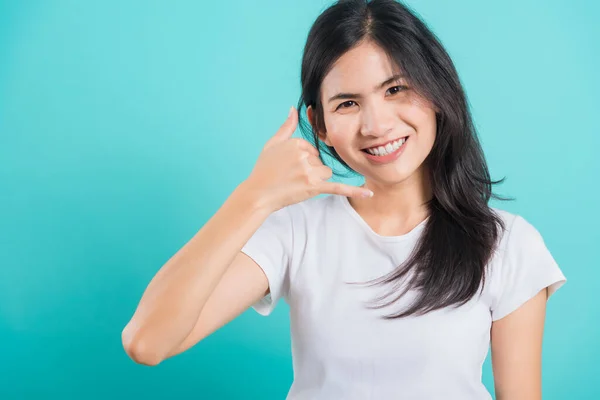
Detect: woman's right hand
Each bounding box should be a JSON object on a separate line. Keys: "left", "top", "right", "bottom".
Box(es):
{"left": 243, "top": 106, "right": 374, "bottom": 213}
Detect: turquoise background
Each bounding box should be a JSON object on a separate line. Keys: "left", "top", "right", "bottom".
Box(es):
{"left": 1, "top": 0, "right": 598, "bottom": 398}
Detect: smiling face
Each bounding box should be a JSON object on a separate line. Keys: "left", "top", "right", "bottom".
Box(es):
{"left": 308, "top": 40, "right": 438, "bottom": 187}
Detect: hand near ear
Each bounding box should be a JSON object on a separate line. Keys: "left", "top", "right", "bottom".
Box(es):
{"left": 244, "top": 106, "right": 373, "bottom": 213}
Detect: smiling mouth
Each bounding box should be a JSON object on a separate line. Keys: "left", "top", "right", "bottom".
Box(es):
{"left": 360, "top": 136, "right": 408, "bottom": 156}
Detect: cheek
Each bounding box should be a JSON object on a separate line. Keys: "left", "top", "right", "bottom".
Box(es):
{"left": 417, "top": 112, "right": 436, "bottom": 142}
{"left": 322, "top": 116, "right": 356, "bottom": 147}
{"left": 408, "top": 92, "right": 433, "bottom": 109}
{"left": 400, "top": 110, "right": 437, "bottom": 164}
{"left": 405, "top": 96, "right": 437, "bottom": 143}
{"left": 424, "top": 112, "right": 437, "bottom": 146}
{"left": 414, "top": 118, "right": 436, "bottom": 155}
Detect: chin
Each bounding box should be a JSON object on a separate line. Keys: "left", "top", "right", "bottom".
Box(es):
{"left": 372, "top": 175, "right": 413, "bottom": 186}
{"left": 364, "top": 163, "right": 425, "bottom": 185}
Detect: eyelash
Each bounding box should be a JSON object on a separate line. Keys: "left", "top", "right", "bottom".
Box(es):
{"left": 336, "top": 85, "right": 408, "bottom": 110}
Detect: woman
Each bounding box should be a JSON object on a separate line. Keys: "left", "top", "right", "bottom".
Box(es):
{"left": 122, "top": 0, "right": 566, "bottom": 398}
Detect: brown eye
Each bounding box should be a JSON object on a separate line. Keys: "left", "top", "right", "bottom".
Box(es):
{"left": 336, "top": 101, "right": 356, "bottom": 110}
{"left": 387, "top": 85, "right": 408, "bottom": 95}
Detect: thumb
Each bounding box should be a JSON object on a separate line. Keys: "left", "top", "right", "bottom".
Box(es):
{"left": 271, "top": 106, "right": 298, "bottom": 142}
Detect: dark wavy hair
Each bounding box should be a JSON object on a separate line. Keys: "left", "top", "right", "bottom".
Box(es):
{"left": 296, "top": 0, "right": 510, "bottom": 319}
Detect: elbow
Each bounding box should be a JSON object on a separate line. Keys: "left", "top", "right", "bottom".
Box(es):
{"left": 121, "top": 323, "right": 164, "bottom": 367}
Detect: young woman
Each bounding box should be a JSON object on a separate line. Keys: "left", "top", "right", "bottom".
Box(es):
{"left": 122, "top": 0, "right": 566, "bottom": 398}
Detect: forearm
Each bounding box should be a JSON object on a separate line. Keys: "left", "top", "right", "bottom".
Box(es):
{"left": 122, "top": 182, "right": 272, "bottom": 364}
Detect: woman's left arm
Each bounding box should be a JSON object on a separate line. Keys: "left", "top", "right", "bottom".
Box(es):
{"left": 491, "top": 288, "right": 549, "bottom": 400}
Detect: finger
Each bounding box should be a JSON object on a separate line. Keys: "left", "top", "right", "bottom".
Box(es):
{"left": 297, "top": 139, "right": 320, "bottom": 157}
{"left": 312, "top": 165, "right": 333, "bottom": 180}
{"left": 272, "top": 106, "right": 298, "bottom": 142}
{"left": 306, "top": 154, "right": 325, "bottom": 167}
{"left": 318, "top": 181, "right": 374, "bottom": 198}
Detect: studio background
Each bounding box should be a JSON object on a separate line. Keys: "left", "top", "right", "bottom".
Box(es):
{"left": 1, "top": 0, "right": 598, "bottom": 399}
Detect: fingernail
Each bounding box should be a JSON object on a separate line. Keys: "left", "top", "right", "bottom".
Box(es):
{"left": 288, "top": 106, "right": 294, "bottom": 119}
{"left": 362, "top": 190, "right": 374, "bottom": 198}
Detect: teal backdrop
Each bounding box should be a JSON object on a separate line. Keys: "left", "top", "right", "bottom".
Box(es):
{"left": 1, "top": 0, "right": 598, "bottom": 399}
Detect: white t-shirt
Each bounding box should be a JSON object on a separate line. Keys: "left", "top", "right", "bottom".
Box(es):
{"left": 240, "top": 194, "right": 566, "bottom": 400}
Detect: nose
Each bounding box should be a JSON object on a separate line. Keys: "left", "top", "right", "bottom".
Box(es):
{"left": 359, "top": 103, "right": 394, "bottom": 138}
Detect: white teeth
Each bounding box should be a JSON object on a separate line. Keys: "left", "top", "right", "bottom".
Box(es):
{"left": 365, "top": 137, "right": 406, "bottom": 156}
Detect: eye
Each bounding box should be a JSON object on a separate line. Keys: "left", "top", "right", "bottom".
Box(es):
{"left": 336, "top": 100, "right": 356, "bottom": 110}
{"left": 386, "top": 85, "right": 408, "bottom": 95}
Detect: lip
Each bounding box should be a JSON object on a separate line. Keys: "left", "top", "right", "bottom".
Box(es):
{"left": 361, "top": 136, "right": 409, "bottom": 150}
{"left": 362, "top": 136, "right": 409, "bottom": 164}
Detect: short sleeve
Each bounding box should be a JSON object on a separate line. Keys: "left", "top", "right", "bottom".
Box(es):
{"left": 240, "top": 206, "right": 293, "bottom": 316}
{"left": 490, "top": 215, "right": 566, "bottom": 321}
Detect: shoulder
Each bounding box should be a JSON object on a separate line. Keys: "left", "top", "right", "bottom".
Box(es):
{"left": 283, "top": 194, "right": 340, "bottom": 221}
{"left": 260, "top": 195, "right": 339, "bottom": 239}
{"left": 486, "top": 208, "right": 566, "bottom": 320}
{"left": 291, "top": 193, "right": 338, "bottom": 211}
{"left": 490, "top": 207, "right": 549, "bottom": 252}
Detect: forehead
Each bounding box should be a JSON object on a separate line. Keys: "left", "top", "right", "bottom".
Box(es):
{"left": 321, "top": 41, "right": 402, "bottom": 95}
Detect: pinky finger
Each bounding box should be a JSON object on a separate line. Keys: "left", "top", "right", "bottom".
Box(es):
{"left": 318, "top": 181, "right": 373, "bottom": 198}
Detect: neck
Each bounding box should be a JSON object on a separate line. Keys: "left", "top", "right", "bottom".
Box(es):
{"left": 348, "top": 167, "right": 433, "bottom": 235}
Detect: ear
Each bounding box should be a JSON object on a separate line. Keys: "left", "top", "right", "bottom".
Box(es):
{"left": 307, "top": 105, "right": 332, "bottom": 147}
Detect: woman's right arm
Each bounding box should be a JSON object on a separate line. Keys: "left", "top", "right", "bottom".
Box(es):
{"left": 121, "top": 107, "right": 373, "bottom": 366}
{"left": 121, "top": 182, "right": 273, "bottom": 366}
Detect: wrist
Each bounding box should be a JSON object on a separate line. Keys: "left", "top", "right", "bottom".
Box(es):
{"left": 233, "top": 180, "right": 275, "bottom": 217}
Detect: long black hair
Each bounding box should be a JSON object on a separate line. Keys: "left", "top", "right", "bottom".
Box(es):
{"left": 296, "top": 0, "right": 510, "bottom": 319}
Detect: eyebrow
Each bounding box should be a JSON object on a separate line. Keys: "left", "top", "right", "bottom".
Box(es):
{"left": 327, "top": 74, "right": 405, "bottom": 104}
